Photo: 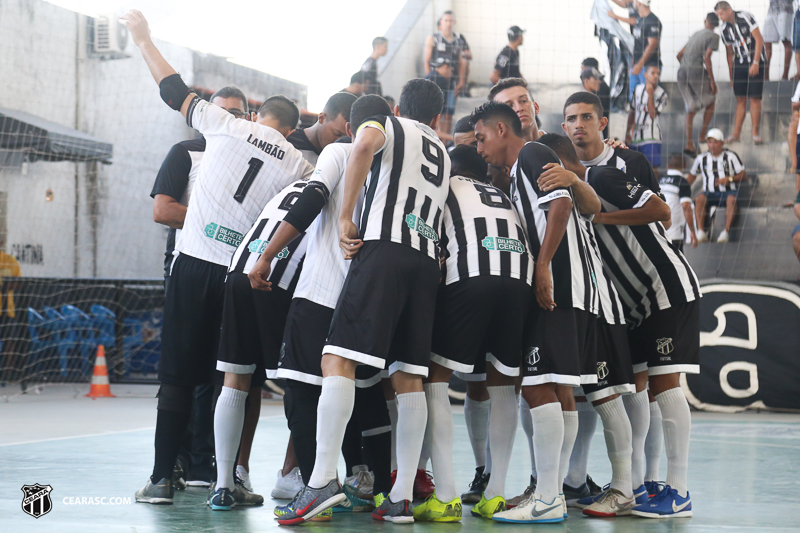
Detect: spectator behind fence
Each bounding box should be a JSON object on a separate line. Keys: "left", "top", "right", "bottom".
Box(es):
{"left": 688, "top": 129, "right": 746, "bottom": 244}
{"left": 661, "top": 153, "right": 698, "bottom": 252}
{"left": 677, "top": 12, "right": 720, "bottom": 156}
{"left": 794, "top": 188, "right": 800, "bottom": 278}
{"left": 424, "top": 10, "right": 470, "bottom": 137}
{"left": 342, "top": 72, "right": 365, "bottom": 97}
{"left": 360, "top": 37, "right": 388, "bottom": 96}
{"left": 626, "top": 65, "right": 667, "bottom": 175}
{"left": 580, "top": 67, "right": 610, "bottom": 138}
{"left": 716, "top": 2, "right": 766, "bottom": 144}
{"left": 581, "top": 57, "right": 612, "bottom": 114}
{"left": 793, "top": 1, "right": 800, "bottom": 79}
{"left": 791, "top": 78, "right": 800, "bottom": 178}
{"left": 764, "top": 0, "right": 794, "bottom": 80}
{"left": 490, "top": 26, "right": 525, "bottom": 84}
{"left": 0, "top": 234, "right": 22, "bottom": 389}
{"left": 629, "top": 0, "right": 661, "bottom": 101}
{"left": 608, "top": 0, "right": 641, "bottom": 32}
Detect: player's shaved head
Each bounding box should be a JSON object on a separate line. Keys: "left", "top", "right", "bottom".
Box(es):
{"left": 668, "top": 152, "right": 684, "bottom": 170}
{"left": 398, "top": 78, "right": 444, "bottom": 126}
{"left": 350, "top": 95, "right": 392, "bottom": 134}
{"left": 470, "top": 101, "right": 523, "bottom": 138}
{"left": 257, "top": 95, "right": 300, "bottom": 130}
{"left": 323, "top": 92, "right": 358, "bottom": 122}
{"left": 211, "top": 85, "right": 248, "bottom": 113}
{"left": 537, "top": 133, "right": 580, "bottom": 165}
{"left": 450, "top": 145, "right": 488, "bottom": 182}
{"left": 563, "top": 91, "right": 604, "bottom": 120}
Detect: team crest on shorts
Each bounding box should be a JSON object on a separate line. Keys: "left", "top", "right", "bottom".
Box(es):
{"left": 656, "top": 337, "right": 674, "bottom": 356}
{"left": 597, "top": 361, "right": 609, "bottom": 380}
{"left": 525, "top": 347, "right": 540, "bottom": 366}
{"left": 21, "top": 484, "right": 53, "bottom": 518}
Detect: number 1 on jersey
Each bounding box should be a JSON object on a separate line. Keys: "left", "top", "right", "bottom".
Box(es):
{"left": 234, "top": 157, "right": 264, "bottom": 203}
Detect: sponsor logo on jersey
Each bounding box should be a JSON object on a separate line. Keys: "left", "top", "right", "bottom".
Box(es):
{"left": 481, "top": 236, "right": 525, "bottom": 254}
{"left": 405, "top": 214, "right": 439, "bottom": 241}
{"left": 626, "top": 182, "right": 641, "bottom": 198}
{"left": 656, "top": 337, "right": 674, "bottom": 356}
{"left": 247, "top": 239, "right": 290, "bottom": 259}
{"left": 204, "top": 223, "right": 244, "bottom": 248}
{"left": 246, "top": 134, "right": 286, "bottom": 160}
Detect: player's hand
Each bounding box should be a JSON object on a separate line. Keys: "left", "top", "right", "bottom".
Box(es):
{"left": 120, "top": 10, "right": 151, "bottom": 47}
{"left": 604, "top": 137, "right": 628, "bottom": 149}
{"left": 339, "top": 219, "right": 363, "bottom": 260}
{"left": 749, "top": 62, "right": 760, "bottom": 77}
{"left": 248, "top": 255, "right": 273, "bottom": 291}
{"left": 534, "top": 263, "right": 556, "bottom": 311}
{"left": 690, "top": 232, "right": 698, "bottom": 248}
{"left": 538, "top": 163, "right": 577, "bottom": 192}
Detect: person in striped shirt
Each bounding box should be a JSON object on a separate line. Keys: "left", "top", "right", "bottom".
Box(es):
{"left": 625, "top": 65, "right": 668, "bottom": 177}
{"left": 687, "top": 128, "right": 746, "bottom": 243}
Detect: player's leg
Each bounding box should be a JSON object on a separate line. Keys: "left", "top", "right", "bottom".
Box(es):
{"left": 383, "top": 378, "right": 398, "bottom": 472}
{"left": 694, "top": 193, "right": 708, "bottom": 240}
{"left": 235, "top": 385, "right": 261, "bottom": 486}
{"left": 563, "top": 397, "right": 598, "bottom": 503}
{"left": 732, "top": 96, "right": 747, "bottom": 141}
{"left": 461, "top": 376, "right": 491, "bottom": 503}
{"left": 186, "top": 384, "right": 215, "bottom": 487}
{"left": 783, "top": 40, "right": 793, "bottom": 80}
{"left": 724, "top": 192, "right": 737, "bottom": 233}
{"left": 750, "top": 96, "right": 763, "bottom": 141}
{"left": 644, "top": 390, "right": 664, "bottom": 495}
{"left": 353, "top": 375, "right": 392, "bottom": 504}
{"left": 213, "top": 373, "right": 251, "bottom": 498}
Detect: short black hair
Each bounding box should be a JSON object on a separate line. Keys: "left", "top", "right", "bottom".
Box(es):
{"left": 383, "top": 95, "right": 396, "bottom": 108}
{"left": 668, "top": 152, "right": 684, "bottom": 169}
{"left": 714, "top": 2, "right": 731, "bottom": 11}
{"left": 581, "top": 57, "right": 599, "bottom": 69}
{"left": 323, "top": 91, "right": 358, "bottom": 122}
{"left": 454, "top": 115, "right": 474, "bottom": 134}
{"left": 438, "top": 10, "right": 455, "bottom": 24}
{"left": 350, "top": 72, "right": 366, "bottom": 85}
{"left": 471, "top": 101, "right": 522, "bottom": 138}
{"left": 210, "top": 86, "right": 248, "bottom": 113}
{"left": 372, "top": 36, "right": 388, "bottom": 48}
{"left": 398, "top": 78, "right": 444, "bottom": 125}
{"left": 563, "top": 91, "right": 604, "bottom": 119}
{"left": 350, "top": 95, "right": 393, "bottom": 133}
{"left": 488, "top": 77, "right": 531, "bottom": 102}
{"left": 706, "top": 12, "right": 720, "bottom": 26}
{"left": 449, "top": 145, "right": 489, "bottom": 182}
{"left": 537, "top": 133, "right": 580, "bottom": 165}
{"left": 257, "top": 95, "right": 300, "bottom": 130}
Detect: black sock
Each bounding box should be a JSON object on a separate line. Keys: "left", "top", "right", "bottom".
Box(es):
{"left": 152, "top": 408, "right": 192, "bottom": 483}
{"left": 341, "top": 415, "right": 363, "bottom": 476}
{"left": 363, "top": 431, "right": 392, "bottom": 495}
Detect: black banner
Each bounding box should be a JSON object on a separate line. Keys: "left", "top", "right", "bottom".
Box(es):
{"left": 683, "top": 281, "right": 800, "bottom": 412}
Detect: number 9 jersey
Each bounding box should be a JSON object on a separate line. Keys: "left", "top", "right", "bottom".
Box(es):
{"left": 357, "top": 115, "right": 450, "bottom": 260}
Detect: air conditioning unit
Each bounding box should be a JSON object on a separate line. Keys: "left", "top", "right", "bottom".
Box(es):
{"left": 91, "top": 14, "right": 130, "bottom": 58}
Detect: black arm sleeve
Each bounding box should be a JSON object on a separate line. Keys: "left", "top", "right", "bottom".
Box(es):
{"left": 282, "top": 182, "right": 330, "bottom": 232}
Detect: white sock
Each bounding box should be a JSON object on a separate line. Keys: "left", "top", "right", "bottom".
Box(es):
{"left": 214, "top": 386, "right": 248, "bottom": 490}
{"left": 484, "top": 430, "right": 493, "bottom": 474}
{"left": 656, "top": 387, "right": 691, "bottom": 497}
{"left": 645, "top": 401, "right": 663, "bottom": 482}
{"left": 530, "top": 402, "right": 563, "bottom": 501}
{"left": 418, "top": 412, "right": 432, "bottom": 470}
{"left": 483, "top": 386, "right": 518, "bottom": 499}
{"left": 464, "top": 395, "right": 490, "bottom": 469}
{"left": 390, "top": 391, "right": 428, "bottom": 502}
{"left": 519, "top": 396, "right": 537, "bottom": 479}
{"left": 623, "top": 390, "right": 650, "bottom": 489}
{"left": 387, "top": 399, "right": 398, "bottom": 471}
{"left": 595, "top": 397, "right": 633, "bottom": 498}
{"left": 565, "top": 401, "right": 597, "bottom": 488}
{"left": 308, "top": 376, "right": 355, "bottom": 488}
{"left": 558, "top": 410, "right": 579, "bottom": 492}
{"left": 424, "top": 383, "right": 456, "bottom": 501}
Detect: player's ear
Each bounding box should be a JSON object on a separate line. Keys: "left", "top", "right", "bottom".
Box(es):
{"left": 317, "top": 112, "right": 326, "bottom": 125}
{"left": 497, "top": 120, "right": 506, "bottom": 138}
{"left": 430, "top": 114, "right": 440, "bottom": 131}
{"left": 561, "top": 122, "right": 568, "bottom": 135}
{"left": 345, "top": 122, "right": 352, "bottom": 138}
{"left": 533, "top": 101, "right": 540, "bottom": 116}
{"left": 599, "top": 115, "right": 608, "bottom": 132}
{"left": 393, "top": 104, "right": 400, "bottom": 117}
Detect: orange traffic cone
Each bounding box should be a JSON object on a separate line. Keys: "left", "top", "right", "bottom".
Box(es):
{"left": 86, "top": 345, "right": 115, "bottom": 398}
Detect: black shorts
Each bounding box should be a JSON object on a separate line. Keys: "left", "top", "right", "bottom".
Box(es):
{"left": 159, "top": 254, "right": 226, "bottom": 387}
{"left": 324, "top": 240, "right": 440, "bottom": 377}
{"left": 732, "top": 64, "right": 765, "bottom": 99}
{"left": 581, "top": 322, "right": 636, "bottom": 402}
{"left": 216, "top": 272, "right": 292, "bottom": 387}
{"left": 431, "top": 276, "right": 529, "bottom": 377}
{"left": 628, "top": 300, "right": 700, "bottom": 376}
{"left": 521, "top": 306, "right": 597, "bottom": 387}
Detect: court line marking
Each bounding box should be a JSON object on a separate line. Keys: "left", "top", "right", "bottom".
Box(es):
{"left": 690, "top": 437, "right": 800, "bottom": 450}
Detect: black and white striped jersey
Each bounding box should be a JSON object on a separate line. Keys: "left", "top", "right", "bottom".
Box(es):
{"left": 689, "top": 149, "right": 744, "bottom": 193}
{"left": 293, "top": 143, "right": 360, "bottom": 309}
{"left": 586, "top": 165, "right": 701, "bottom": 325}
{"left": 178, "top": 98, "right": 315, "bottom": 266}
{"left": 441, "top": 175, "right": 533, "bottom": 285}
{"left": 659, "top": 170, "right": 693, "bottom": 242}
{"left": 228, "top": 179, "right": 309, "bottom": 292}
{"left": 511, "top": 142, "right": 599, "bottom": 314}
{"left": 630, "top": 84, "right": 668, "bottom": 144}
{"left": 358, "top": 115, "right": 450, "bottom": 261}
{"left": 581, "top": 143, "right": 664, "bottom": 199}
{"left": 720, "top": 11, "right": 766, "bottom": 66}
{"left": 581, "top": 215, "right": 627, "bottom": 326}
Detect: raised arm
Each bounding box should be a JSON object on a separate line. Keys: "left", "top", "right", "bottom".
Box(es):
{"left": 122, "top": 10, "right": 194, "bottom": 117}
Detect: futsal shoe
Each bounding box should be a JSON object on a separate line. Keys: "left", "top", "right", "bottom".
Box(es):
{"left": 631, "top": 485, "right": 692, "bottom": 518}
{"left": 208, "top": 486, "right": 236, "bottom": 511}
{"left": 696, "top": 229, "right": 709, "bottom": 243}
{"left": 717, "top": 230, "right": 730, "bottom": 243}
{"left": 374, "top": 491, "right": 389, "bottom": 508}
{"left": 135, "top": 477, "right": 174, "bottom": 504}
{"left": 414, "top": 469, "right": 435, "bottom": 500}
{"left": 344, "top": 465, "right": 375, "bottom": 500}
{"left": 563, "top": 480, "right": 597, "bottom": 507}
{"left": 492, "top": 493, "right": 564, "bottom": 524}
{"left": 413, "top": 492, "right": 463, "bottom": 522}
{"left": 634, "top": 483, "right": 650, "bottom": 504}
{"left": 275, "top": 479, "right": 346, "bottom": 525}
{"left": 271, "top": 467, "right": 304, "bottom": 500}
{"left": 232, "top": 484, "right": 264, "bottom": 507}
{"left": 461, "top": 466, "right": 490, "bottom": 504}
{"left": 644, "top": 481, "right": 665, "bottom": 498}
{"left": 560, "top": 492, "right": 567, "bottom": 518}
{"left": 341, "top": 484, "right": 375, "bottom": 512}
{"left": 172, "top": 462, "right": 187, "bottom": 491}
{"left": 506, "top": 476, "right": 536, "bottom": 508}
{"left": 470, "top": 493, "right": 506, "bottom": 518}
{"left": 372, "top": 496, "right": 415, "bottom": 523}
{"left": 582, "top": 488, "right": 635, "bottom": 517}
{"left": 235, "top": 466, "right": 253, "bottom": 493}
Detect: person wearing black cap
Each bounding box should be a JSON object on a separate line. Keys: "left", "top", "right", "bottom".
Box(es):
{"left": 425, "top": 56, "right": 456, "bottom": 141}
{"left": 581, "top": 58, "right": 613, "bottom": 112}
{"left": 490, "top": 26, "right": 525, "bottom": 84}
{"left": 581, "top": 67, "right": 611, "bottom": 138}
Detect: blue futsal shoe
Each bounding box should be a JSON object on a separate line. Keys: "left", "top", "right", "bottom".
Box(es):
{"left": 631, "top": 485, "right": 692, "bottom": 518}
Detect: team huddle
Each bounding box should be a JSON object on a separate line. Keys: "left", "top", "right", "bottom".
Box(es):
{"left": 124, "top": 9, "right": 700, "bottom": 526}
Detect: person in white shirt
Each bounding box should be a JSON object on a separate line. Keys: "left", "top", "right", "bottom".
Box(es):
{"left": 626, "top": 65, "right": 668, "bottom": 177}
{"left": 660, "top": 153, "right": 698, "bottom": 252}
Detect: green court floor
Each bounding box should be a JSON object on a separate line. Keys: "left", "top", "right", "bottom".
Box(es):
{"left": 1, "top": 385, "right": 798, "bottom": 532}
